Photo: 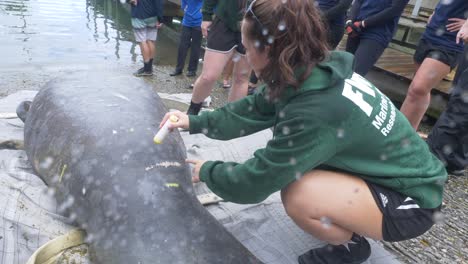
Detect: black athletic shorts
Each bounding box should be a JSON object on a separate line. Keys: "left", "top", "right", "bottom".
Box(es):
{"left": 366, "top": 181, "right": 440, "bottom": 242}
{"left": 206, "top": 17, "right": 246, "bottom": 55}
{"left": 413, "top": 38, "right": 461, "bottom": 70}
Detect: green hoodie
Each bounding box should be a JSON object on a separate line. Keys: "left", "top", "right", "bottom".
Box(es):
{"left": 202, "top": 0, "right": 246, "bottom": 32}
{"left": 189, "top": 51, "right": 447, "bottom": 209}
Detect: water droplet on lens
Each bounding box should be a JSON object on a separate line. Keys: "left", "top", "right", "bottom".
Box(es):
{"left": 320, "top": 216, "right": 332, "bottom": 229}
{"left": 278, "top": 21, "right": 286, "bottom": 31}
{"left": 432, "top": 211, "right": 445, "bottom": 225}
{"left": 337, "top": 128, "right": 345, "bottom": 138}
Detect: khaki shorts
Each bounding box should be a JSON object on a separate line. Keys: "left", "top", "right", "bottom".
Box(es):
{"left": 132, "top": 17, "right": 158, "bottom": 42}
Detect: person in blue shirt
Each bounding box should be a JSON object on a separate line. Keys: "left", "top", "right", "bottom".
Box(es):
{"left": 170, "top": 0, "right": 203, "bottom": 77}
{"left": 129, "top": 0, "right": 164, "bottom": 77}
{"left": 400, "top": 0, "right": 467, "bottom": 130}
{"left": 345, "top": 0, "right": 409, "bottom": 76}
{"left": 317, "top": 0, "right": 352, "bottom": 49}
{"left": 426, "top": 19, "right": 468, "bottom": 176}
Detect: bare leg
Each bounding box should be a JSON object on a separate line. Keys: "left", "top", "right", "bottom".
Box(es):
{"left": 147, "top": 40, "right": 155, "bottom": 61}
{"left": 191, "top": 50, "right": 234, "bottom": 104}
{"left": 400, "top": 58, "right": 450, "bottom": 129}
{"left": 281, "top": 170, "right": 383, "bottom": 245}
{"left": 139, "top": 41, "right": 151, "bottom": 62}
{"left": 223, "top": 57, "right": 235, "bottom": 87}
{"left": 229, "top": 53, "right": 250, "bottom": 102}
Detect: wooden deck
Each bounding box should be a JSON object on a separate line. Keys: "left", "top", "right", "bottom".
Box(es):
{"left": 373, "top": 48, "right": 453, "bottom": 94}
{"left": 337, "top": 37, "right": 453, "bottom": 95}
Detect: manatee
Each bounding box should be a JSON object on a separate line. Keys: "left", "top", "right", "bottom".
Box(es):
{"left": 20, "top": 72, "right": 262, "bottom": 264}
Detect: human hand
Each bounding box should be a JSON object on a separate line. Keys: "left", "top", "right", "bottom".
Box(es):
{"left": 345, "top": 20, "right": 362, "bottom": 37}
{"left": 159, "top": 111, "right": 190, "bottom": 130}
{"left": 186, "top": 159, "right": 206, "bottom": 183}
{"left": 456, "top": 20, "right": 468, "bottom": 44}
{"left": 201, "top": 21, "right": 212, "bottom": 38}
{"left": 447, "top": 18, "right": 466, "bottom": 32}
{"left": 129, "top": 0, "right": 137, "bottom": 6}
{"left": 157, "top": 22, "right": 163, "bottom": 29}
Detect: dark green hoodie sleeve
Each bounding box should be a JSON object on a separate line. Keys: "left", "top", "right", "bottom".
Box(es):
{"left": 202, "top": 0, "right": 217, "bottom": 21}
{"left": 189, "top": 86, "right": 276, "bottom": 140}
{"left": 199, "top": 115, "right": 338, "bottom": 204}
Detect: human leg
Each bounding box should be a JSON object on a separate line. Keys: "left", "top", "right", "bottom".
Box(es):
{"left": 187, "top": 26, "right": 203, "bottom": 74}
{"left": 222, "top": 57, "right": 235, "bottom": 88}
{"left": 248, "top": 70, "right": 258, "bottom": 95}
{"left": 229, "top": 53, "right": 250, "bottom": 102}
{"left": 400, "top": 58, "right": 450, "bottom": 129}
{"left": 282, "top": 169, "right": 437, "bottom": 263}
{"left": 281, "top": 170, "right": 383, "bottom": 243}
{"left": 352, "top": 38, "right": 386, "bottom": 76}
{"left": 328, "top": 23, "right": 345, "bottom": 50}
{"left": 172, "top": 26, "right": 192, "bottom": 75}
{"left": 345, "top": 35, "right": 360, "bottom": 55}
{"left": 187, "top": 49, "right": 234, "bottom": 115}
{"left": 427, "top": 62, "right": 468, "bottom": 174}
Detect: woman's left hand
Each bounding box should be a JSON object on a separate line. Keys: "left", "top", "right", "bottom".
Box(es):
{"left": 186, "top": 159, "right": 206, "bottom": 183}
{"left": 447, "top": 18, "right": 466, "bottom": 32}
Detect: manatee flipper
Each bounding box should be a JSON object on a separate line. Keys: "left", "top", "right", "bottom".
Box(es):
{"left": 16, "top": 101, "right": 32, "bottom": 123}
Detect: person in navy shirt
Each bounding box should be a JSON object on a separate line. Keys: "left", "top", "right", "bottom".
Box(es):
{"left": 129, "top": 0, "right": 164, "bottom": 76}
{"left": 345, "top": 0, "right": 409, "bottom": 76}
{"left": 170, "top": 0, "right": 203, "bottom": 77}
{"left": 317, "top": 0, "right": 352, "bottom": 49}
{"left": 426, "top": 19, "right": 468, "bottom": 176}
{"left": 401, "top": 0, "right": 467, "bottom": 130}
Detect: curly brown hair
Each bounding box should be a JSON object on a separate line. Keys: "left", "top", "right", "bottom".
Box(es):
{"left": 244, "top": 0, "right": 329, "bottom": 100}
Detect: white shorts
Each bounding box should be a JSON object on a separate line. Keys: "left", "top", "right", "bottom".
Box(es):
{"left": 134, "top": 27, "right": 158, "bottom": 42}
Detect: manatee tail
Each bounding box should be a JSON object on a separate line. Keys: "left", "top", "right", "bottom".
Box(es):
{"left": 16, "top": 101, "right": 32, "bottom": 123}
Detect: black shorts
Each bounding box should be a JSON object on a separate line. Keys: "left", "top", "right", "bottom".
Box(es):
{"left": 366, "top": 181, "right": 440, "bottom": 242}
{"left": 206, "top": 17, "right": 245, "bottom": 55}
{"left": 413, "top": 38, "right": 461, "bottom": 69}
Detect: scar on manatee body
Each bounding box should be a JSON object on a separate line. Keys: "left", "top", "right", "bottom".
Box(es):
{"left": 145, "top": 161, "right": 182, "bottom": 171}
{"left": 0, "top": 140, "right": 24, "bottom": 150}
{"left": 59, "top": 164, "right": 68, "bottom": 183}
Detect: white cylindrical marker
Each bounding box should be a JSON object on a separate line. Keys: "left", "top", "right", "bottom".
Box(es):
{"left": 154, "top": 115, "right": 179, "bottom": 144}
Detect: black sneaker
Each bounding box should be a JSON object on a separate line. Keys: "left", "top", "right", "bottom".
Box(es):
{"left": 298, "top": 234, "right": 371, "bottom": 264}
{"left": 133, "top": 67, "right": 153, "bottom": 77}
{"left": 187, "top": 101, "right": 203, "bottom": 116}
{"left": 447, "top": 166, "right": 465, "bottom": 176}
{"left": 170, "top": 70, "right": 183, "bottom": 76}
{"left": 186, "top": 71, "right": 196, "bottom": 77}
{"left": 248, "top": 85, "right": 257, "bottom": 95}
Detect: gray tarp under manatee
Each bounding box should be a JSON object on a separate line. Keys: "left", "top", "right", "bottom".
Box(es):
{"left": 19, "top": 72, "right": 262, "bottom": 263}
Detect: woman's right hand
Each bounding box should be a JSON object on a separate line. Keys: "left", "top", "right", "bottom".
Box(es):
{"left": 159, "top": 111, "right": 190, "bottom": 130}
{"left": 456, "top": 20, "right": 468, "bottom": 44}
{"left": 201, "top": 21, "right": 212, "bottom": 38}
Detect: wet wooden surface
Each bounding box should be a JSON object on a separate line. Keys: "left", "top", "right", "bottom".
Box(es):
{"left": 338, "top": 37, "right": 453, "bottom": 95}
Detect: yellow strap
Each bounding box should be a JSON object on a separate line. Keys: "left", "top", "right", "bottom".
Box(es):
{"left": 26, "top": 229, "right": 86, "bottom": 264}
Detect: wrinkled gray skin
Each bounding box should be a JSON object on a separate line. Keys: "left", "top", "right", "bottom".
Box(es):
{"left": 20, "top": 72, "right": 262, "bottom": 264}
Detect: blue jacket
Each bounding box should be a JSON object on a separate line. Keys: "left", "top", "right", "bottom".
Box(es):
{"left": 349, "top": 0, "right": 408, "bottom": 47}
{"left": 423, "top": 0, "right": 467, "bottom": 53}
{"left": 182, "top": 0, "right": 202, "bottom": 27}
{"left": 131, "top": 0, "right": 163, "bottom": 22}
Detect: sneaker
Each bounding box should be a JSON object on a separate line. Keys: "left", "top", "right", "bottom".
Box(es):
{"left": 170, "top": 70, "right": 183, "bottom": 76}
{"left": 248, "top": 85, "right": 257, "bottom": 95}
{"left": 187, "top": 101, "right": 203, "bottom": 116}
{"left": 186, "top": 71, "right": 196, "bottom": 77}
{"left": 447, "top": 166, "right": 465, "bottom": 176}
{"left": 133, "top": 67, "right": 153, "bottom": 77}
{"left": 298, "top": 234, "right": 371, "bottom": 264}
